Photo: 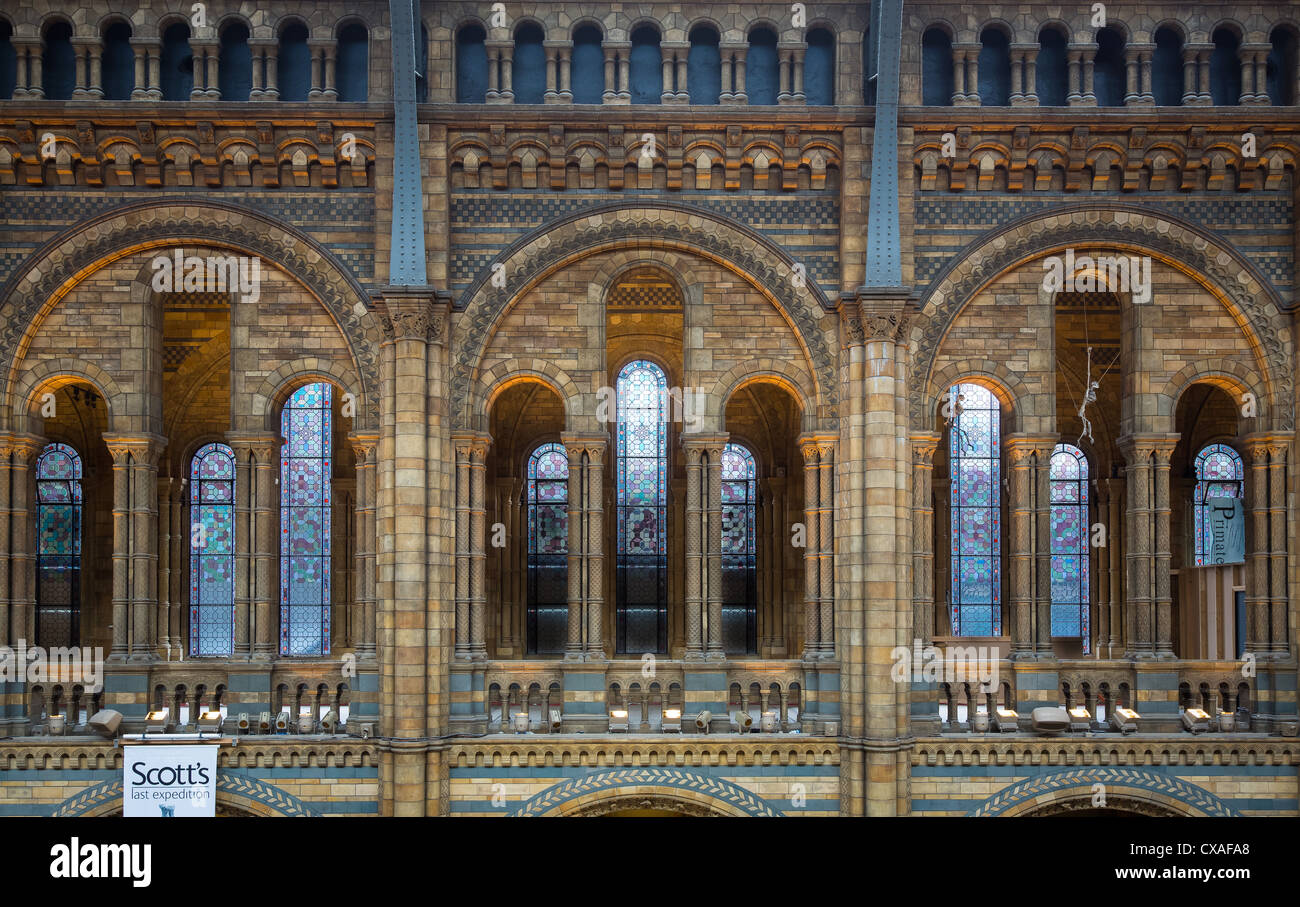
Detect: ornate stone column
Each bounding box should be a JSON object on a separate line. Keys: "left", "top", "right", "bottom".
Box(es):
{"left": 349, "top": 431, "right": 379, "bottom": 658}
{"left": 1152, "top": 442, "right": 1175, "bottom": 659}
{"left": 1104, "top": 475, "right": 1124, "bottom": 656}
{"left": 816, "top": 437, "right": 835, "bottom": 656}
{"left": 730, "top": 45, "right": 747, "bottom": 103}
{"left": 1133, "top": 45, "right": 1155, "bottom": 105}
{"left": 451, "top": 431, "right": 491, "bottom": 659}
{"left": 1180, "top": 45, "right": 1200, "bottom": 105}
{"left": 582, "top": 440, "right": 605, "bottom": 658}
{"left": 1245, "top": 438, "right": 1270, "bottom": 656}
{"left": 1004, "top": 436, "right": 1036, "bottom": 657}
{"left": 103, "top": 434, "right": 165, "bottom": 661}
{"left": 1119, "top": 435, "right": 1177, "bottom": 658}
{"left": 953, "top": 46, "right": 978, "bottom": 105}
{"left": 156, "top": 477, "right": 172, "bottom": 657}
{"left": 0, "top": 438, "right": 11, "bottom": 649}
{"left": 601, "top": 45, "right": 618, "bottom": 102}
{"left": 250, "top": 435, "right": 278, "bottom": 657}
{"left": 798, "top": 435, "right": 822, "bottom": 657}
{"left": 322, "top": 45, "right": 338, "bottom": 100}
{"left": 1067, "top": 48, "right": 1083, "bottom": 103}
{"left": 705, "top": 439, "right": 727, "bottom": 658}
{"left": 682, "top": 434, "right": 727, "bottom": 658}
{"left": 225, "top": 434, "right": 253, "bottom": 656}
{"left": 683, "top": 443, "right": 704, "bottom": 658}
{"left": 911, "top": 434, "right": 940, "bottom": 645}
{"left": 563, "top": 437, "right": 586, "bottom": 659}
{"left": 544, "top": 41, "right": 562, "bottom": 102}
{"left": 10, "top": 437, "right": 39, "bottom": 646}
{"left": 1266, "top": 438, "right": 1289, "bottom": 655}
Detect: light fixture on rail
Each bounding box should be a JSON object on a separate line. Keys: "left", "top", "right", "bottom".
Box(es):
{"left": 1182, "top": 707, "right": 1211, "bottom": 734}
{"left": 761, "top": 710, "right": 778, "bottom": 733}
{"left": 144, "top": 708, "right": 170, "bottom": 735}
{"left": 731, "top": 710, "right": 752, "bottom": 734}
{"left": 661, "top": 708, "right": 681, "bottom": 733}
{"left": 1068, "top": 706, "right": 1092, "bottom": 733}
{"left": 274, "top": 711, "right": 290, "bottom": 734}
{"left": 549, "top": 709, "right": 562, "bottom": 733}
{"left": 511, "top": 712, "right": 529, "bottom": 733}
{"left": 1110, "top": 706, "right": 1140, "bottom": 734}
{"left": 297, "top": 706, "right": 315, "bottom": 735}
{"left": 258, "top": 711, "right": 272, "bottom": 734}
{"left": 197, "top": 709, "right": 223, "bottom": 735}
{"left": 608, "top": 708, "right": 629, "bottom": 733}
{"left": 88, "top": 709, "right": 123, "bottom": 739}
{"left": 235, "top": 713, "right": 251, "bottom": 734}
{"left": 992, "top": 707, "right": 1019, "bottom": 732}
{"left": 319, "top": 709, "right": 339, "bottom": 734}
{"left": 1030, "top": 706, "right": 1070, "bottom": 735}
{"left": 695, "top": 710, "right": 713, "bottom": 733}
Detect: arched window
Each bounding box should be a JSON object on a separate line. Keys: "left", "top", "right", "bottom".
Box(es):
{"left": 615, "top": 360, "right": 668, "bottom": 654}
{"left": 102, "top": 21, "right": 134, "bottom": 100}
{"left": 746, "top": 26, "right": 778, "bottom": 104}
{"left": 804, "top": 27, "right": 835, "bottom": 105}
{"left": 190, "top": 443, "right": 236, "bottom": 656}
{"left": 921, "top": 27, "right": 953, "bottom": 106}
{"left": 1049, "top": 443, "right": 1090, "bottom": 653}
{"left": 1152, "top": 26, "right": 1183, "bottom": 106}
{"left": 721, "top": 442, "right": 757, "bottom": 655}
{"left": 455, "top": 23, "right": 487, "bottom": 102}
{"left": 218, "top": 22, "right": 251, "bottom": 101}
{"left": 512, "top": 21, "right": 545, "bottom": 104}
{"left": 1210, "top": 27, "right": 1241, "bottom": 105}
{"left": 1094, "top": 27, "right": 1126, "bottom": 106}
{"left": 630, "top": 24, "right": 662, "bottom": 104}
{"left": 278, "top": 21, "right": 310, "bottom": 101}
{"left": 572, "top": 24, "right": 605, "bottom": 103}
{"left": 336, "top": 22, "right": 368, "bottom": 102}
{"left": 36, "top": 443, "right": 82, "bottom": 647}
{"left": 0, "top": 19, "right": 15, "bottom": 100}
{"left": 949, "top": 383, "right": 1001, "bottom": 636}
{"left": 527, "top": 443, "right": 568, "bottom": 655}
{"left": 1036, "top": 26, "right": 1068, "bottom": 105}
{"left": 978, "top": 26, "right": 1011, "bottom": 106}
{"left": 280, "top": 383, "right": 333, "bottom": 656}
{"left": 687, "top": 24, "right": 720, "bottom": 104}
{"left": 1193, "top": 444, "right": 1244, "bottom": 567}
{"left": 1268, "top": 27, "right": 1298, "bottom": 106}
{"left": 160, "top": 22, "right": 193, "bottom": 101}
{"left": 42, "top": 21, "right": 75, "bottom": 100}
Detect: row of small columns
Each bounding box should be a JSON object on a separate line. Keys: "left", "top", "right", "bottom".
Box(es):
{"left": 6, "top": 38, "right": 340, "bottom": 101}
{"left": 484, "top": 41, "right": 812, "bottom": 105}
{"left": 0, "top": 427, "right": 378, "bottom": 659}
{"left": 950, "top": 42, "right": 1277, "bottom": 106}
{"left": 910, "top": 430, "right": 1290, "bottom": 659}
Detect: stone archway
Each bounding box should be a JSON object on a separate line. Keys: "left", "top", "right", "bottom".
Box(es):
{"left": 910, "top": 204, "right": 1293, "bottom": 432}
{"left": 0, "top": 199, "right": 384, "bottom": 429}
{"left": 450, "top": 202, "right": 839, "bottom": 429}
{"left": 507, "top": 768, "right": 784, "bottom": 817}
{"left": 968, "top": 767, "right": 1241, "bottom": 817}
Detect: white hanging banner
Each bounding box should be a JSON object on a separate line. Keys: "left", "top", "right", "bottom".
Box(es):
{"left": 123, "top": 745, "right": 219, "bottom": 817}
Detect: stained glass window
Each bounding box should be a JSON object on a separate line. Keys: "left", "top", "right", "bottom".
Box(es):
{"left": 615, "top": 360, "right": 668, "bottom": 654}
{"left": 36, "top": 442, "right": 82, "bottom": 647}
{"left": 721, "top": 442, "right": 757, "bottom": 655}
{"left": 1049, "top": 443, "right": 1090, "bottom": 653}
{"left": 190, "top": 442, "right": 235, "bottom": 656}
{"left": 1193, "top": 443, "right": 1244, "bottom": 567}
{"left": 949, "top": 383, "right": 1001, "bottom": 636}
{"left": 280, "top": 382, "right": 332, "bottom": 656}
{"left": 527, "top": 442, "right": 568, "bottom": 655}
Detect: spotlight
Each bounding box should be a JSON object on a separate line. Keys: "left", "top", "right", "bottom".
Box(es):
{"left": 695, "top": 710, "right": 713, "bottom": 733}
{"left": 731, "top": 710, "right": 752, "bottom": 734}
{"left": 512, "top": 712, "right": 529, "bottom": 733}
{"left": 760, "top": 710, "right": 778, "bottom": 733}
{"left": 1216, "top": 711, "right": 1234, "bottom": 732}
{"left": 661, "top": 708, "right": 681, "bottom": 733}
{"left": 319, "top": 709, "right": 339, "bottom": 734}
{"left": 1110, "top": 706, "right": 1140, "bottom": 734}
{"left": 88, "top": 709, "right": 123, "bottom": 739}
{"left": 992, "top": 707, "right": 1019, "bottom": 732}
{"left": 258, "top": 711, "right": 272, "bottom": 734}
{"left": 608, "top": 708, "right": 629, "bottom": 733}
{"left": 1182, "top": 707, "right": 1211, "bottom": 734}
{"left": 274, "top": 711, "right": 290, "bottom": 733}
{"left": 549, "top": 709, "right": 562, "bottom": 733}
{"left": 1030, "top": 707, "right": 1070, "bottom": 735}
{"left": 236, "top": 712, "right": 251, "bottom": 734}
{"left": 144, "top": 709, "right": 170, "bottom": 735}
{"left": 1068, "top": 706, "right": 1092, "bottom": 733}
{"left": 197, "top": 710, "right": 223, "bottom": 734}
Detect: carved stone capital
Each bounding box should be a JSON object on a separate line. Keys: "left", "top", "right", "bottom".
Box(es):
{"left": 102, "top": 432, "right": 167, "bottom": 467}
{"left": 911, "top": 432, "right": 941, "bottom": 465}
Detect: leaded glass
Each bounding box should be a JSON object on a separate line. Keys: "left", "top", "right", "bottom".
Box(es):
{"left": 527, "top": 442, "right": 568, "bottom": 654}
{"left": 721, "top": 443, "right": 757, "bottom": 655}
{"left": 36, "top": 442, "right": 81, "bottom": 647}
{"left": 1049, "top": 443, "right": 1090, "bottom": 653}
{"left": 949, "top": 384, "right": 1001, "bottom": 636}
{"left": 190, "top": 442, "right": 235, "bottom": 656}
{"left": 1193, "top": 443, "right": 1244, "bottom": 567}
{"left": 280, "top": 382, "right": 332, "bottom": 656}
{"left": 616, "top": 360, "right": 668, "bottom": 653}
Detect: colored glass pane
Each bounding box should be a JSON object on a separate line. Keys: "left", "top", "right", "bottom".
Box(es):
{"left": 280, "top": 383, "right": 332, "bottom": 655}
{"left": 190, "top": 442, "right": 235, "bottom": 656}
{"left": 949, "top": 384, "right": 1001, "bottom": 636}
